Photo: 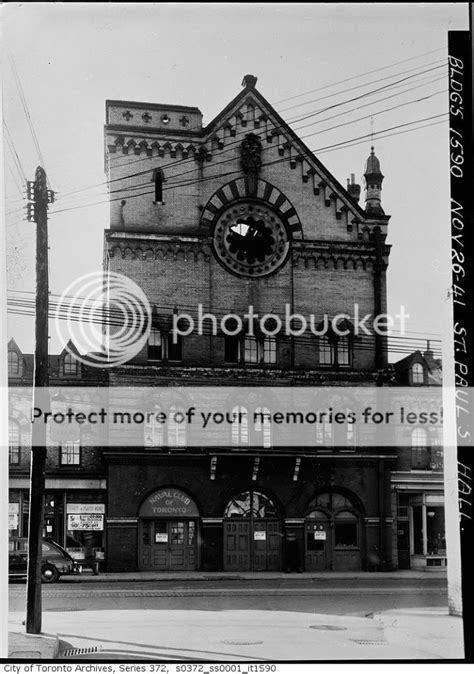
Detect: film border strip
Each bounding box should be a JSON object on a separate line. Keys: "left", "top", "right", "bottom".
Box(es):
{"left": 448, "top": 29, "right": 473, "bottom": 662}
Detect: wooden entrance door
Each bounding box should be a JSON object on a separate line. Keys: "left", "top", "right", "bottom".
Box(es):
{"left": 223, "top": 490, "right": 282, "bottom": 571}
{"left": 305, "top": 515, "right": 330, "bottom": 570}
{"left": 139, "top": 519, "right": 197, "bottom": 571}
{"left": 305, "top": 497, "right": 362, "bottom": 571}
{"left": 224, "top": 519, "right": 282, "bottom": 571}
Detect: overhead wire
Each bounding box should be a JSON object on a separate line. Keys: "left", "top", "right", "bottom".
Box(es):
{"left": 273, "top": 47, "right": 446, "bottom": 104}
{"left": 56, "top": 78, "right": 446, "bottom": 208}
{"left": 6, "top": 303, "right": 443, "bottom": 358}
{"left": 55, "top": 58, "right": 447, "bottom": 202}
{"left": 48, "top": 109, "right": 449, "bottom": 216}
{"left": 8, "top": 50, "right": 50, "bottom": 185}
{"left": 277, "top": 58, "right": 446, "bottom": 113}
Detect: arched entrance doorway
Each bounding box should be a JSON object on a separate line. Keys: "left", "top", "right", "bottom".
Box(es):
{"left": 138, "top": 488, "right": 199, "bottom": 571}
{"left": 305, "top": 492, "right": 362, "bottom": 571}
{"left": 223, "top": 490, "right": 282, "bottom": 571}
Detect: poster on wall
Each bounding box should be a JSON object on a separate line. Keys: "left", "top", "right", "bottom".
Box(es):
{"left": 67, "top": 514, "right": 104, "bottom": 531}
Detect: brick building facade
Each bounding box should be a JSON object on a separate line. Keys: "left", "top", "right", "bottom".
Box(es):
{"left": 8, "top": 75, "right": 445, "bottom": 572}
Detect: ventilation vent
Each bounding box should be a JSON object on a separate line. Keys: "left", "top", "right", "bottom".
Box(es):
{"left": 62, "top": 646, "right": 100, "bottom": 657}
{"left": 352, "top": 639, "right": 387, "bottom": 646}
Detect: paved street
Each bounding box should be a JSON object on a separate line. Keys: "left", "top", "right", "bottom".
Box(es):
{"left": 9, "top": 575, "right": 448, "bottom": 617}
{"left": 9, "top": 575, "right": 463, "bottom": 661}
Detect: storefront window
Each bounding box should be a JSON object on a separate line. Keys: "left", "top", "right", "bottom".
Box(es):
{"left": 427, "top": 507, "right": 446, "bottom": 555}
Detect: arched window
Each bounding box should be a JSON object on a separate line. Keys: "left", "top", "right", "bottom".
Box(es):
{"left": 9, "top": 419, "right": 20, "bottom": 465}
{"left": 411, "top": 428, "right": 430, "bottom": 469}
{"left": 168, "top": 405, "right": 186, "bottom": 448}
{"left": 64, "top": 353, "right": 77, "bottom": 375}
{"left": 316, "top": 420, "right": 333, "bottom": 446}
{"left": 333, "top": 408, "right": 356, "bottom": 451}
{"left": 231, "top": 405, "right": 248, "bottom": 446}
{"left": 411, "top": 363, "right": 424, "bottom": 384}
{"left": 254, "top": 406, "right": 272, "bottom": 448}
{"left": 224, "top": 491, "right": 278, "bottom": 518}
{"left": 153, "top": 169, "right": 164, "bottom": 203}
{"left": 144, "top": 406, "right": 165, "bottom": 448}
{"left": 8, "top": 351, "right": 19, "bottom": 375}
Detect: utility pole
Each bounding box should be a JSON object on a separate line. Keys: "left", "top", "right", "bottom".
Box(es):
{"left": 25, "top": 167, "right": 54, "bottom": 634}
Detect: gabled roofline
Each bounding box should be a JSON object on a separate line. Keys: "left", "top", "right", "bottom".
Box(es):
{"left": 202, "top": 82, "right": 387, "bottom": 223}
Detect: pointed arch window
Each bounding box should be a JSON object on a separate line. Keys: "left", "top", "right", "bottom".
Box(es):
{"left": 231, "top": 405, "right": 249, "bottom": 446}
{"left": 254, "top": 406, "right": 272, "bottom": 448}
{"left": 64, "top": 353, "right": 78, "bottom": 375}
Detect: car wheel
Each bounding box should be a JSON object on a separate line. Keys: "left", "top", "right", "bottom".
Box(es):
{"left": 41, "top": 564, "right": 59, "bottom": 583}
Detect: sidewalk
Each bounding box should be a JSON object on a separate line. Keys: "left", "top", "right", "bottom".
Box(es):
{"left": 59, "top": 568, "right": 448, "bottom": 582}
{"left": 8, "top": 605, "right": 463, "bottom": 661}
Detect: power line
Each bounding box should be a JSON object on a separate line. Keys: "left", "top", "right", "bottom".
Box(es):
{"left": 3, "top": 120, "right": 27, "bottom": 184}
{"left": 292, "top": 73, "right": 446, "bottom": 134}
{"left": 317, "top": 118, "right": 447, "bottom": 156}
{"left": 8, "top": 50, "right": 50, "bottom": 186}
{"left": 57, "top": 80, "right": 446, "bottom": 208}
{"left": 273, "top": 47, "right": 446, "bottom": 104}
{"left": 278, "top": 58, "right": 446, "bottom": 114}
{"left": 56, "top": 60, "right": 447, "bottom": 202}
{"left": 287, "top": 63, "right": 446, "bottom": 125}
{"left": 6, "top": 306, "right": 443, "bottom": 358}
{"left": 6, "top": 293, "right": 444, "bottom": 344}
{"left": 50, "top": 108, "right": 448, "bottom": 214}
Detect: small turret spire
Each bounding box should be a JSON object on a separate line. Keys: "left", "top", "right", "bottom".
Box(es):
{"left": 364, "top": 145, "right": 384, "bottom": 215}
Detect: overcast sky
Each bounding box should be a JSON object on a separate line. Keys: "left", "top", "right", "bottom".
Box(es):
{"left": 3, "top": 3, "right": 468, "bottom": 360}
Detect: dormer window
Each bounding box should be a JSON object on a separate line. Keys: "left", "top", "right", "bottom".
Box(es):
{"left": 64, "top": 353, "right": 78, "bottom": 376}
{"left": 411, "top": 363, "right": 424, "bottom": 384}
{"left": 8, "top": 350, "right": 19, "bottom": 375}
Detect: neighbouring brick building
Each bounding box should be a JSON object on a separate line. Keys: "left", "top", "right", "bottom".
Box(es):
{"left": 8, "top": 74, "right": 445, "bottom": 572}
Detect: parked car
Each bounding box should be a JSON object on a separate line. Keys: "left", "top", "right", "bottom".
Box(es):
{"left": 9, "top": 537, "right": 77, "bottom": 583}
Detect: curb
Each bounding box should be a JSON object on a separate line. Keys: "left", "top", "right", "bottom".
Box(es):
{"left": 29, "top": 570, "right": 448, "bottom": 584}
{"left": 8, "top": 630, "right": 60, "bottom": 660}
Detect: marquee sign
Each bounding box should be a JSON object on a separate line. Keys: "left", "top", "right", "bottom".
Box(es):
{"left": 139, "top": 489, "right": 199, "bottom": 518}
